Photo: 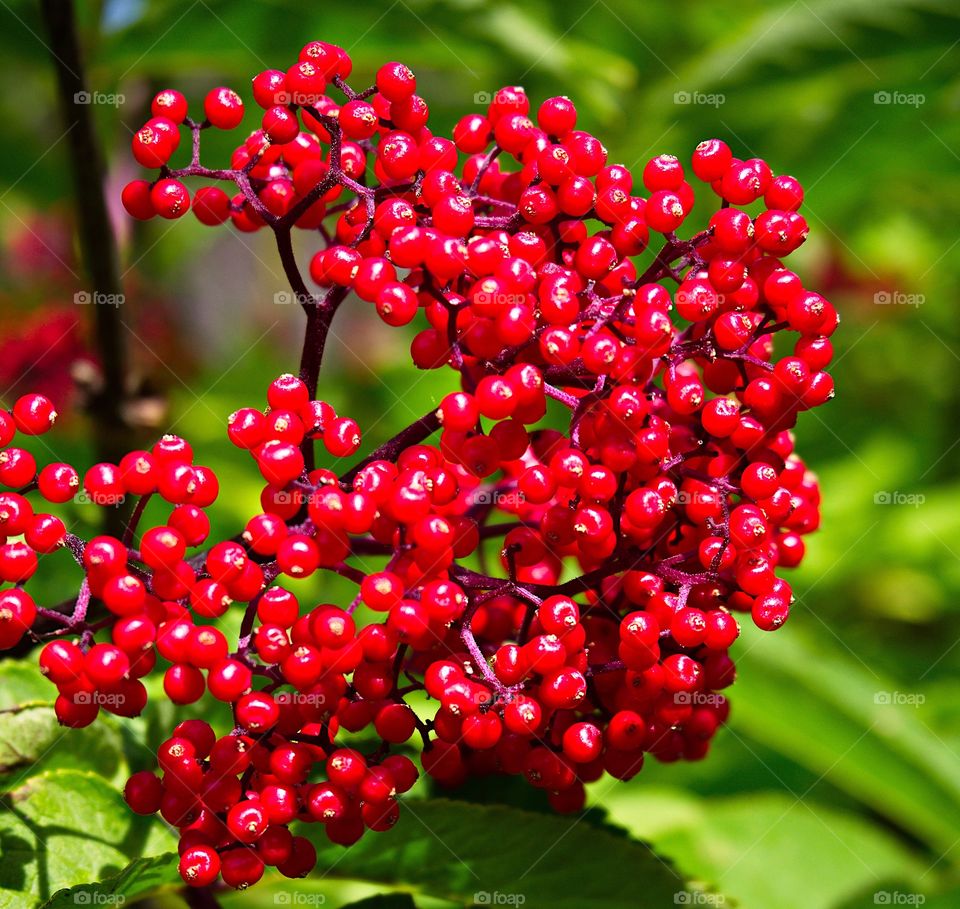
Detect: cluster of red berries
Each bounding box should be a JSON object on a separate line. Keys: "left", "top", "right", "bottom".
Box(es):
{"left": 123, "top": 717, "right": 417, "bottom": 888}
{"left": 1, "top": 39, "right": 838, "bottom": 890}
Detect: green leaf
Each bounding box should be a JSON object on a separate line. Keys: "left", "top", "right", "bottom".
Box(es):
{"left": 0, "top": 889, "right": 36, "bottom": 909}
{"left": 0, "top": 704, "right": 127, "bottom": 788}
{"left": 302, "top": 798, "right": 686, "bottom": 908}
{"left": 0, "top": 663, "right": 55, "bottom": 711}
{"left": 40, "top": 854, "right": 180, "bottom": 909}
{"left": 607, "top": 787, "right": 925, "bottom": 909}
{"left": 0, "top": 770, "right": 176, "bottom": 907}
{"left": 697, "top": 0, "right": 960, "bottom": 85}
{"left": 730, "top": 627, "right": 960, "bottom": 854}
{"left": 340, "top": 894, "right": 418, "bottom": 909}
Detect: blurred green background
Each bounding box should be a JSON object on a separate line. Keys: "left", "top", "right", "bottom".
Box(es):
{"left": 1, "top": 0, "right": 959, "bottom": 907}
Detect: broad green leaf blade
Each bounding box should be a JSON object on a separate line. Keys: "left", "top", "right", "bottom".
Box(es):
{"left": 39, "top": 854, "right": 179, "bottom": 909}
{"left": 607, "top": 787, "right": 925, "bottom": 909}
{"left": 302, "top": 798, "right": 686, "bottom": 909}
{"left": 0, "top": 662, "right": 55, "bottom": 710}
{"left": 0, "top": 770, "right": 176, "bottom": 907}
{"left": 0, "top": 889, "right": 34, "bottom": 909}
{"left": 731, "top": 627, "right": 960, "bottom": 854}
{"left": 0, "top": 704, "right": 127, "bottom": 788}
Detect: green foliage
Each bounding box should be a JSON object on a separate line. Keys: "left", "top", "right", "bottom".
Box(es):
{"left": 0, "top": 771, "right": 175, "bottom": 908}
{"left": 0, "top": 0, "right": 957, "bottom": 906}
{"left": 611, "top": 788, "right": 924, "bottom": 909}
{"left": 41, "top": 855, "right": 180, "bottom": 909}
{"left": 299, "top": 798, "right": 685, "bottom": 908}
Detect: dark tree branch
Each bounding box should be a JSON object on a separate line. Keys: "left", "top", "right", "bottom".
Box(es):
{"left": 40, "top": 0, "right": 134, "bottom": 535}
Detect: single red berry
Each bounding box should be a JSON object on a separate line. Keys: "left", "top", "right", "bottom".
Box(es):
{"left": 227, "top": 799, "right": 268, "bottom": 843}
{"left": 262, "top": 105, "right": 300, "bottom": 144}
{"left": 204, "top": 87, "right": 244, "bottom": 129}
{"left": 193, "top": 186, "right": 231, "bottom": 225}
{"left": 179, "top": 844, "right": 221, "bottom": 888}
{"left": 12, "top": 393, "right": 57, "bottom": 435}
{"left": 85, "top": 643, "right": 130, "bottom": 688}
{"left": 122, "top": 180, "right": 155, "bottom": 219}
{"left": 152, "top": 89, "right": 188, "bottom": 123}
{"left": 0, "top": 588, "right": 36, "bottom": 648}
{"left": 691, "top": 138, "right": 732, "bottom": 182}
{"left": 376, "top": 62, "right": 416, "bottom": 103}
{"left": 150, "top": 179, "right": 191, "bottom": 219}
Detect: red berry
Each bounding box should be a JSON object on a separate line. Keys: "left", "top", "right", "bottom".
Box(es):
{"left": 204, "top": 87, "right": 244, "bottom": 129}
{"left": 150, "top": 179, "right": 190, "bottom": 219}
{"left": 152, "top": 89, "right": 187, "bottom": 123}
{"left": 122, "top": 180, "right": 155, "bottom": 219}
{"left": 0, "top": 588, "right": 35, "bottom": 648}
{"left": 12, "top": 393, "right": 57, "bottom": 435}
{"left": 179, "top": 844, "right": 220, "bottom": 887}
{"left": 376, "top": 62, "right": 416, "bottom": 102}
{"left": 193, "top": 186, "right": 231, "bottom": 225}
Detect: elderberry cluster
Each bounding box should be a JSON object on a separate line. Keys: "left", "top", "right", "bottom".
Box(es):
{"left": 0, "top": 39, "right": 837, "bottom": 891}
